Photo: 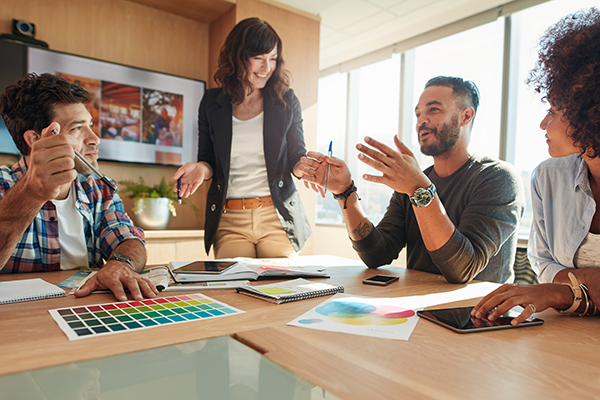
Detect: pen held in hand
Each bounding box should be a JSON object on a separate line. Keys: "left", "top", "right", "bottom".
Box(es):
{"left": 177, "top": 177, "right": 182, "bottom": 204}
{"left": 325, "top": 141, "right": 332, "bottom": 195}
{"left": 50, "top": 129, "right": 116, "bottom": 191}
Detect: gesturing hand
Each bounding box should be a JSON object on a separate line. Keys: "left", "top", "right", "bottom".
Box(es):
{"left": 357, "top": 136, "right": 430, "bottom": 195}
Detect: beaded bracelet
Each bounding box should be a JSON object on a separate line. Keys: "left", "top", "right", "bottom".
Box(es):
{"left": 332, "top": 180, "right": 361, "bottom": 209}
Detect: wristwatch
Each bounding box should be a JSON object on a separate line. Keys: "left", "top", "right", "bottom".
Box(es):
{"left": 409, "top": 183, "right": 436, "bottom": 207}
{"left": 108, "top": 253, "right": 135, "bottom": 271}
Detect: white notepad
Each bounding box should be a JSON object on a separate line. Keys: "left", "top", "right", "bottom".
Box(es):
{"left": 0, "top": 278, "right": 66, "bottom": 304}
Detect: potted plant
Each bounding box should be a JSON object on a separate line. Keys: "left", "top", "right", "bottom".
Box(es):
{"left": 119, "top": 176, "right": 188, "bottom": 230}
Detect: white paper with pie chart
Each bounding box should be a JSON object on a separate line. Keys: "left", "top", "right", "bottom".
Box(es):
{"left": 288, "top": 293, "right": 421, "bottom": 340}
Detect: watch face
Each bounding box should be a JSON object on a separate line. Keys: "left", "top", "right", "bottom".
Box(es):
{"left": 414, "top": 187, "right": 433, "bottom": 207}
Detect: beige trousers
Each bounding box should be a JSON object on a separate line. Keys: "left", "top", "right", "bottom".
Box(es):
{"left": 213, "top": 206, "right": 295, "bottom": 259}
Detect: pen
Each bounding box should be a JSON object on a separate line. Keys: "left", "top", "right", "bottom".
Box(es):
{"left": 50, "top": 129, "right": 116, "bottom": 191}
{"left": 325, "top": 141, "right": 332, "bottom": 195}
{"left": 177, "top": 177, "right": 182, "bottom": 204}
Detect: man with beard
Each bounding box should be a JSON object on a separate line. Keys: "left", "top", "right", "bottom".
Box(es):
{"left": 301, "top": 76, "right": 525, "bottom": 283}
{"left": 0, "top": 73, "right": 158, "bottom": 300}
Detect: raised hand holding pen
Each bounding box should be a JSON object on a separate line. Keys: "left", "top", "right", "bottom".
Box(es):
{"left": 300, "top": 150, "right": 353, "bottom": 197}
{"left": 25, "top": 122, "right": 80, "bottom": 201}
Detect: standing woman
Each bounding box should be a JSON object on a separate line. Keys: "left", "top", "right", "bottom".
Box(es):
{"left": 473, "top": 8, "right": 600, "bottom": 325}
{"left": 173, "top": 18, "right": 311, "bottom": 258}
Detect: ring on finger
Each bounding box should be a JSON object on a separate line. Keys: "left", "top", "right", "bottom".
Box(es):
{"left": 528, "top": 304, "right": 536, "bottom": 314}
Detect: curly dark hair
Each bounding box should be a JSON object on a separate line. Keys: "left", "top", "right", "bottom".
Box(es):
{"left": 527, "top": 7, "right": 600, "bottom": 158}
{"left": 214, "top": 18, "right": 291, "bottom": 106}
{"left": 0, "top": 73, "right": 93, "bottom": 155}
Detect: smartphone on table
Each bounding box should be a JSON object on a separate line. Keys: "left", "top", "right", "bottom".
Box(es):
{"left": 362, "top": 274, "right": 399, "bottom": 286}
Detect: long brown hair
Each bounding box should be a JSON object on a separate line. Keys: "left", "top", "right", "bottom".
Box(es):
{"left": 214, "top": 18, "right": 291, "bottom": 106}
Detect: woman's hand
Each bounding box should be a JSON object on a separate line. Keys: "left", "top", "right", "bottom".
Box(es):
{"left": 299, "top": 151, "right": 353, "bottom": 197}
{"left": 471, "top": 283, "right": 574, "bottom": 326}
{"left": 172, "top": 162, "right": 213, "bottom": 198}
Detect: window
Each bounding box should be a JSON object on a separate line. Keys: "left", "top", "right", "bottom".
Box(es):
{"left": 315, "top": 72, "right": 347, "bottom": 225}
{"left": 511, "top": 0, "right": 600, "bottom": 237}
{"left": 315, "top": 56, "right": 399, "bottom": 225}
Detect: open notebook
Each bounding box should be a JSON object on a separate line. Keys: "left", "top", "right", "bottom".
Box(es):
{"left": 0, "top": 278, "right": 66, "bottom": 304}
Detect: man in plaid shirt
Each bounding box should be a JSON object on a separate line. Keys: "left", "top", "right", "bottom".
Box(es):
{"left": 0, "top": 73, "right": 159, "bottom": 301}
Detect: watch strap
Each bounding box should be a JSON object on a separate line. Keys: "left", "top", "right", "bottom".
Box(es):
{"left": 108, "top": 253, "right": 135, "bottom": 271}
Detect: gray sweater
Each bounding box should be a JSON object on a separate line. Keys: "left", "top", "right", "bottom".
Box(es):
{"left": 352, "top": 155, "right": 525, "bottom": 283}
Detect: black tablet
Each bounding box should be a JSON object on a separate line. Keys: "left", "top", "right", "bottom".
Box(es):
{"left": 172, "top": 261, "right": 237, "bottom": 275}
{"left": 417, "top": 306, "right": 544, "bottom": 333}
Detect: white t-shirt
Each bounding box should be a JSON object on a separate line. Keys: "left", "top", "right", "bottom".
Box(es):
{"left": 51, "top": 183, "right": 89, "bottom": 270}
{"left": 574, "top": 232, "right": 600, "bottom": 268}
{"left": 226, "top": 112, "right": 270, "bottom": 199}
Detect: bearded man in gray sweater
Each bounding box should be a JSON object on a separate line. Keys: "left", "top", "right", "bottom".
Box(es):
{"left": 301, "top": 76, "right": 525, "bottom": 284}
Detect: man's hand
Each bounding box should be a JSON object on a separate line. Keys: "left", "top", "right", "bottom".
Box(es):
{"left": 23, "top": 122, "right": 79, "bottom": 201}
{"left": 299, "top": 151, "right": 353, "bottom": 196}
{"left": 357, "top": 135, "right": 430, "bottom": 195}
{"left": 74, "top": 261, "right": 159, "bottom": 301}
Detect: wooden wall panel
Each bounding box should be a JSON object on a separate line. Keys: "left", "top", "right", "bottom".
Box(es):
{"left": 0, "top": 0, "right": 208, "bottom": 80}
{"left": 208, "top": 7, "right": 237, "bottom": 89}
{"left": 235, "top": 0, "right": 320, "bottom": 109}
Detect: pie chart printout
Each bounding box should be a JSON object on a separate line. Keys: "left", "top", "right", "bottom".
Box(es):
{"left": 309, "top": 300, "right": 416, "bottom": 326}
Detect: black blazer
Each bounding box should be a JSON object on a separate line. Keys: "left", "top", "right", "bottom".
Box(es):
{"left": 197, "top": 88, "right": 312, "bottom": 254}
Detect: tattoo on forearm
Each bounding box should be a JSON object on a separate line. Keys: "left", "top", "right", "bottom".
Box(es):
{"left": 351, "top": 222, "right": 373, "bottom": 240}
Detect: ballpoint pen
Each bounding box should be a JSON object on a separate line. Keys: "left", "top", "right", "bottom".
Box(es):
{"left": 177, "top": 177, "right": 182, "bottom": 204}
{"left": 325, "top": 141, "right": 332, "bottom": 195}
{"left": 50, "top": 129, "right": 116, "bottom": 191}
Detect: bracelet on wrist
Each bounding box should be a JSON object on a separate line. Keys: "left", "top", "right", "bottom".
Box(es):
{"left": 332, "top": 180, "right": 361, "bottom": 209}
{"left": 556, "top": 272, "right": 583, "bottom": 313}
{"left": 554, "top": 272, "right": 597, "bottom": 315}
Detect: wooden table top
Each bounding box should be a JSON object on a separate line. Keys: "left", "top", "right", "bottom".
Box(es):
{"left": 2, "top": 263, "right": 599, "bottom": 400}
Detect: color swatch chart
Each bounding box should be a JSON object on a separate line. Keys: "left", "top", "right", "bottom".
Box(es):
{"left": 49, "top": 293, "right": 245, "bottom": 341}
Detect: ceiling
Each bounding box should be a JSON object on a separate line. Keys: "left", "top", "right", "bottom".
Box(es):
{"left": 275, "top": 0, "right": 517, "bottom": 70}
{"left": 126, "top": 0, "right": 518, "bottom": 71}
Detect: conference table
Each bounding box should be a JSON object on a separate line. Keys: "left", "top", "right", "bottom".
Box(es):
{"left": 1, "top": 259, "right": 599, "bottom": 399}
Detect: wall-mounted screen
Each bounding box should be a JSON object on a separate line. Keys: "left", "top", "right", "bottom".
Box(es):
{"left": 0, "top": 43, "right": 205, "bottom": 166}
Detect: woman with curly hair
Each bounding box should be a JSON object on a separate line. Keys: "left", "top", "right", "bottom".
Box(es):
{"left": 173, "top": 18, "right": 311, "bottom": 258}
{"left": 473, "top": 7, "right": 600, "bottom": 325}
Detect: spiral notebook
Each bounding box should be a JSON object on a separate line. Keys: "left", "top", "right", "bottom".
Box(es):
{"left": 0, "top": 278, "right": 66, "bottom": 304}
{"left": 236, "top": 278, "right": 344, "bottom": 304}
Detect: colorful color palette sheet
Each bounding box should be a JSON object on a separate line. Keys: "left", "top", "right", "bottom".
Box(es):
{"left": 49, "top": 293, "right": 245, "bottom": 341}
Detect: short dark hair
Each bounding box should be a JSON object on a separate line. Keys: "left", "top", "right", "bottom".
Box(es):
{"left": 0, "top": 73, "right": 93, "bottom": 155}
{"left": 425, "top": 76, "right": 480, "bottom": 116}
{"left": 214, "top": 17, "right": 290, "bottom": 106}
{"left": 527, "top": 7, "right": 600, "bottom": 158}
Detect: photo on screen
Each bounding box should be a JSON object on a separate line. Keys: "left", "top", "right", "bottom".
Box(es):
{"left": 12, "top": 46, "right": 205, "bottom": 166}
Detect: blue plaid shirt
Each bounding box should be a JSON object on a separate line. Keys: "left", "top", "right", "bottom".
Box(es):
{"left": 0, "top": 158, "right": 145, "bottom": 272}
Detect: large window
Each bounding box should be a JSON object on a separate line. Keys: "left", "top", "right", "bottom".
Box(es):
{"left": 316, "top": 0, "right": 598, "bottom": 239}
{"left": 315, "top": 72, "right": 348, "bottom": 224}
{"left": 511, "top": 0, "right": 599, "bottom": 237}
